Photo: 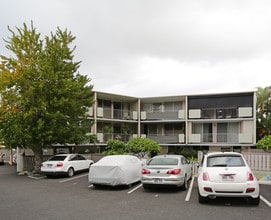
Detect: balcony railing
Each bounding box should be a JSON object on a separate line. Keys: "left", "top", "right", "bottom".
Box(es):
{"left": 201, "top": 108, "right": 238, "bottom": 119}
{"left": 98, "top": 108, "right": 133, "bottom": 120}
{"left": 200, "top": 133, "right": 239, "bottom": 143}
{"left": 217, "top": 133, "right": 238, "bottom": 143}
{"left": 147, "top": 134, "right": 185, "bottom": 144}
{"left": 97, "top": 133, "right": 133, "bottom": 143}
{"left": 145, "top": 111, "right": 184, "bottom": 120}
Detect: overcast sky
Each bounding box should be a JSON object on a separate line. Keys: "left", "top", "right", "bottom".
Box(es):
{"left": 1, "top": 0, "right": 271, "bottom": 97}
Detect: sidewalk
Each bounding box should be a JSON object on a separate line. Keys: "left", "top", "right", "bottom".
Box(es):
{"left": 253, "top": 170, "right": 271, "bottom": 185}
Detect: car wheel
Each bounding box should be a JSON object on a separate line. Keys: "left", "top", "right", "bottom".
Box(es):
{"left": 142, "top": 184, "right": 150, "bottom": 190}
{"left": 181, "top": 176, "right": 188, "bottom": 190}
{"left": 250, "top": 196, "right": 260, "bottom": 206}
{"left": 198, "top": 191, "right": 208, "bottom": 203}
{"left": 67, "top": 167, "right": 74, "bottom": 177}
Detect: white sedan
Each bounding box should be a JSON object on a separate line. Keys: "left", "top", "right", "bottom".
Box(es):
{"left": 41, "top": 154, "right": 94, "bottom": 177}
{"left": 197, "top": 152, "right": 260, "bottom": 205}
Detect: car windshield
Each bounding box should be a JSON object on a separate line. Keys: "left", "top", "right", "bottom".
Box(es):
{"left": 148, "top": 158, "right": 178, "bottom": 165}
{"left": 207, "top": 155, "right": 245, "bottom": 167}
{"left": 48, "top": 155, "right": 67, "bottom": 161}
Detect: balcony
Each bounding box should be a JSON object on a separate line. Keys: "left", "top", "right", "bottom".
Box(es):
{"left": 188, "top": 133, "right": 245, "bottom": 144}
{"left": 201, "top": 108, "right": 238, "bottom": 119}
{"left": 147, "top": 133, "right": 185, "bottom": 144}
{"left": 217, "top": 133, "right": 239, "bottom": 143}
{"left": 200, "top": 107, "right": 252, "bottom": 119}
{"left": 96, "top": 133, "right": 134, "bottom": 143}
{"left": 97, "top": 108, "right": 135, "bottom": 120}
{"left": 142, "top": 110, "right": 185, "bottom": 120}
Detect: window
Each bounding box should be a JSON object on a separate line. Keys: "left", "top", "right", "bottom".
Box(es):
{"left": 164, "top": 102, "right": 183, "bottom": 112}
{"left": 153, "top": 103, "right": 162, "bottom": 112}
{"left": 207, "top": 155, "right": 245, "bottom": 167}
{"left": 148, "top": 158, "right": 178, "bottom": 165}
{"left": 48, "top": 156, "right": 67, "bottom": 161}
{"left": 148, "top": 124, "right": 157, "bottom": 135}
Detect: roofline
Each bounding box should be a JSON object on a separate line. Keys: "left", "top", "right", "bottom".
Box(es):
{"left": 93, "top": 89, "right": 256, "bottom": 100}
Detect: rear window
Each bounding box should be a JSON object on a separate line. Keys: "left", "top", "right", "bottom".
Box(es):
{"left": 148, "top": 158, "right": 178, "bottom": 165}
{"left": 207, "top": 155, "right": 245, "bottom": 167}
{"left": 48, "top": 156, "right": 67, "bottom": 161}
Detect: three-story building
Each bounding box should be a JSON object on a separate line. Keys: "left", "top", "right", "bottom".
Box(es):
{"left": 87, "top": 91, "right": 256, "bottom": 153}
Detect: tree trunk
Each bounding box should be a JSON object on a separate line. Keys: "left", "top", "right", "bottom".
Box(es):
{"left": 32, "top": 146, "right": 43, "bottom": 173}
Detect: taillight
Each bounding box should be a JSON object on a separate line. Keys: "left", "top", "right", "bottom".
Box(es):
{"left": 167, "top": 168, "right": 181, "bottom": 175}
{"left": 142, "top": 168, "right": 151, "bottom": 174}
{"left": 202, "top": 172, "right": 210, "bottom": 181}
{"left": 246, "top": 187, "right": 255, "bottom": 193}
{"left": 57, "top": 162, "right": 63, "bottom": 167}
{"left": 247, "top": 172, "right": 254, "bottom": 181}
{"left": 203, "top": 187, "right": 213, "bottom": 192}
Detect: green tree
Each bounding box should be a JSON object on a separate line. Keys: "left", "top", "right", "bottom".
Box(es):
{"left": 127, "top": 137, "right": 161, "bottom": 158}
{"left": 104, "top": 140, "right": 127, "bottom": 155}
{"left": 257, "top": 135, "right": 271, "bottom": 151}
{"left": 0, "top": 22, "right": 93, "bottom": 172}
{"left": 256, "top": 86, "right": 271, "bottom": 140}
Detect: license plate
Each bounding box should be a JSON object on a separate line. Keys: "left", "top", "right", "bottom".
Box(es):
{"left": 47, "top": 164, "right": 53, "bottom": 168}
{"left": 221, "top": 174, "right": 235, "bottom": 181}
{"left": 154, "top": 178, "right": 162, "bottom": 183}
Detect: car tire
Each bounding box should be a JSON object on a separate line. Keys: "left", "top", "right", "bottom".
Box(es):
{"left": 198, "top": 191, "right": 208, "bottom": 203}
{"left": 181, "top": 176, "right": 188, "bottom": 190}
{"left": 142, "top": 184, "right": 150, "bottom": 190}
{"left": 67, "top": 167, "right": 74, "bottom": 177}
{"left": 250, "top": 196, "right": 260, "bottom": 206}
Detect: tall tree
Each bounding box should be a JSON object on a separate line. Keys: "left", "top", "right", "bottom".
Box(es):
{"left": 0, "top": 22, "right": 93, "bottom": 172}
{"left": 256, "top": 86, "right": 271, "bottom": 141}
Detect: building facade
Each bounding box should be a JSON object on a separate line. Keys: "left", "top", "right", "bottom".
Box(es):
{"left": 87, "top": 91, "right": 256, "bottom": 153}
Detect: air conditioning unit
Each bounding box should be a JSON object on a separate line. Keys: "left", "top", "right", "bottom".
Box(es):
{"left": 178, "top": 110, "right": 185, "bottom": 119}
{"left": 97, "top": 133, "right": 104, "bottom": 142}
{"left": 238, "top": 107, "right": 252, "bottom": 117}
{"left": 141, "top": 111, "right": 147, "bottom": 120}
{"left": 178, "top": 134, "right": 184, "bottom": 143}
{"left": 132, "top": 111, "right": 138, "bottom": 120}
{"left": 189, "top": 109, "right": 201, "bottom": 119}
{"left": 86, "top": 107, "right": 93, "bottom": 116}
{"left": 239, "top": 134, "right": 252, "bottom": 143}
{"left": 188, "top": 134, "right": 201, "bottom": 143}
{"left": 97, "top": 107, "right": 104, "bottom": 117}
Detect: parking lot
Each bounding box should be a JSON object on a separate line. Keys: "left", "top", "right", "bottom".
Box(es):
{"left": 1, "top": 164, "right": 271, "bottom": 220}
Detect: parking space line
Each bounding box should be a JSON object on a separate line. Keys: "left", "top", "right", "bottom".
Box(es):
{"left": 28, "top": 175, "right": 46, "bottom": 180}
{"left": 128, "top": 183, "right": 142, "bottom": 194}
{"left": 59, "top": 173, "right": 88, "bottom": 183}
{"left": 185, "top": 176, "right": 195, "bottom": 202}
{"left": 260, "top": 195, "right": 271, "bottom": 208}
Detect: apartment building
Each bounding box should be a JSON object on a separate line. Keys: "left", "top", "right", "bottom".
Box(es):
{"left": 87, "top": 91, "right": 256, "bottom": 153}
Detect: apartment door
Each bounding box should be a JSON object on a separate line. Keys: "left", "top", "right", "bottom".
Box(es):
{"left": 203, "top": 123, "right": 212, "bottom": 142}
{"left": 114, "top": 102, "right": 122, "bottom": 119}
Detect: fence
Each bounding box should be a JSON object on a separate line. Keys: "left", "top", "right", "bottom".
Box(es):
{"left": 197, "top": 150, "right": 271, "bottom": 171}
{"left": 243, "top": 152, "right": 271, "bottom": 171}
{"left": 22, "top": 154, "right": 103, "bottom": 172}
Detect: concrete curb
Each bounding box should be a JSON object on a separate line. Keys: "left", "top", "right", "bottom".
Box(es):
{"left": 258, "top": 181, "right": 271, "bottom": 185}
